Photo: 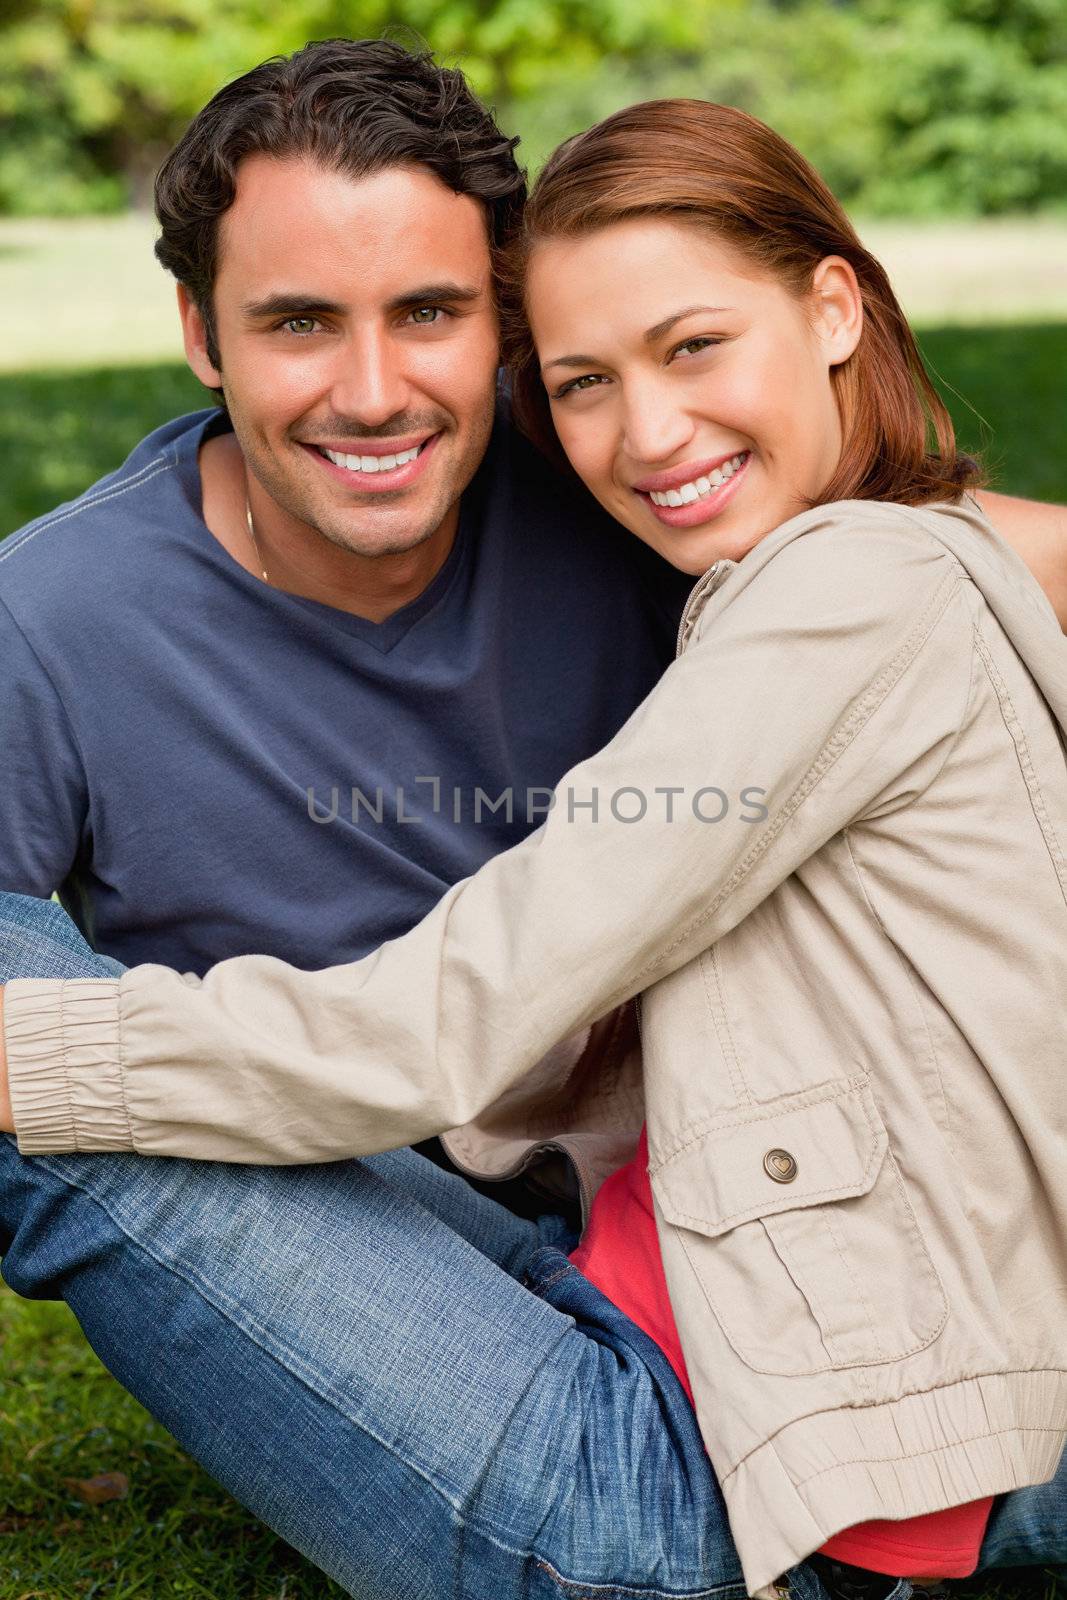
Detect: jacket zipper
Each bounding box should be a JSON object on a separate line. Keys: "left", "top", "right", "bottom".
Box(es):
{"left": 675, "top": 559, "right": 733, "bottom": 657}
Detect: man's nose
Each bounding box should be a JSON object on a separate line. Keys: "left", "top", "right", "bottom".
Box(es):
{"left": 621, "top": 379, "right": 696, "bottom": 467}
{"left": 328, "top": 329, "right": 411, "bottom": 428}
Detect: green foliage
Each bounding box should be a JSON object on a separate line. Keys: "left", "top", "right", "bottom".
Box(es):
{"left": 2, "top": 0, "right": 1067, "bottom": 218}
{"left": 0, "top": 0, "right": 741, "bottom": 213}
{"left": 501, "top": 0, "right": 1067, "bottom": 212}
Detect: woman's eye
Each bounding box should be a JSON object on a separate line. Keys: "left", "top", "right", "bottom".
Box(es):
{"left": 556, "top": 373, "right": 608, "bottom": 399}
{"left": 282, "top": 317, "right": 321, "bottom": 337}
{"left": 672, "top": 337, "right": 721, "bottom": 359}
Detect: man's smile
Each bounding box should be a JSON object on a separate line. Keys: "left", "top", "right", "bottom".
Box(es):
{"left": 297, "top": 432, "right": 441, "bottom": 493}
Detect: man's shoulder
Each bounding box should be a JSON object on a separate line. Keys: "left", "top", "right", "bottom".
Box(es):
{"left": 0, "top": 409, "right": 215, "bottom": 616}
{"left": 483, "top": 405, "right": 608, "bottom": 529}
{"left": 482, "top": 406, "right": 695, "bottom": 619}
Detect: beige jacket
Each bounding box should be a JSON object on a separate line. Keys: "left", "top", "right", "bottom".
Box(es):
{"left": 8, "top": 498, "right": 1067, "bottom": 1592}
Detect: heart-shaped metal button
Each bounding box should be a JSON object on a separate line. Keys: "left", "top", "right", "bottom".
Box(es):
{"left": 764, "top": 1148, "right": 798, "bottom": 1183}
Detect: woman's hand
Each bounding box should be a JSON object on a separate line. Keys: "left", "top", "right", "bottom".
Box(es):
{"left": 0, "top": 987, "right": 13, "bottom": 1134}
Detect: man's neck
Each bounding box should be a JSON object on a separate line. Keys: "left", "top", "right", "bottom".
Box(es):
{"left": 199, "top": 431, "right": 458, "bottom": 623}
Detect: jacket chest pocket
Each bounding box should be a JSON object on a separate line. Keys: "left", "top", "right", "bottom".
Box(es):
{"left": 649, "top": 1078, "right": 948, "bottom": 1377}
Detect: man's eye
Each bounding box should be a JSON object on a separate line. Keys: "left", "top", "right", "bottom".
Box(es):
{"left": 281, "top": 317, "right": 321, "bottom": 336}
{"left": 555, "top": 374, "right": 607, "bottom": 399}
{"left": 410, "top": 306, "right": 443, "bottom": 325}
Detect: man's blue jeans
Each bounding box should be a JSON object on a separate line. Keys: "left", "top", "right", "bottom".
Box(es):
{"left": 0, "top": 896, "right": 1063, "bottom": 1597}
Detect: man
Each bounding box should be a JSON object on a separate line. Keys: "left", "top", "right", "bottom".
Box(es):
{"left": 1, "top": 37, "right": 1065, "bottom": 1599}
{"left": 0, "top": 41, "right": 690, "bottom": 988}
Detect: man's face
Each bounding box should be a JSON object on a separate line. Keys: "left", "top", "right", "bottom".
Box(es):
{"left": 182, "top": 157, "right": 500, "bottom": 558}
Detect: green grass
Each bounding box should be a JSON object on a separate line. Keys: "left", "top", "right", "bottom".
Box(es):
{"left": 0, "top": 363, "right": 207, "bottom": 535}
{"left": 0, "top": 1286, "right": 346, "bottom": 1598}
{"left": 917, "top": 324, "right": 1067, "bottom": 504}
{"left": 1, "top": 322, "right": 1065, "bottom": 540}
{"left": 0, "top": 216, "right": 182, "bottom": 375}
{"left": 2, "top": 1287, "right": 1065, "bottom": 1599}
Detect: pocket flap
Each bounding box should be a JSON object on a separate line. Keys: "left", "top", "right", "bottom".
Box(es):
{"left": 650, "top": 1077, "right": 888, "bottom": 1237}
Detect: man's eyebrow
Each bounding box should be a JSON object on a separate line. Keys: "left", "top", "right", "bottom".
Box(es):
{"left": 384, "top": 282, "right": 483, "bottom": 311}
{"left": 542, "top": 305, "right": 735, "bottom": 373}
{"left": 241, "top": 294, "right": 346, "bottom": 320}
{"left": 240, "top": 284, "right": 484, "bottom": 321}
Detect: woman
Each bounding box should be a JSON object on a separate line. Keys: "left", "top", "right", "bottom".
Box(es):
{"left": 3, "top": 101, "right": 1067, "bottom": 1597}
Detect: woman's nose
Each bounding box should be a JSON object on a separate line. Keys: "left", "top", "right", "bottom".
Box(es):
{"left": 620, "top": 382, "right": 696, "bottom": 467}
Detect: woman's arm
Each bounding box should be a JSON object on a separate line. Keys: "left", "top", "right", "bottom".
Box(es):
{"left": 975, "top": 490, "right": 1067, "bottom": 629}
{"left": 2, "top": 516, "right": 971, "bottom": 1164}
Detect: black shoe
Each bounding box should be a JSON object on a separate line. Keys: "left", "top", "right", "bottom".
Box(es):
{"left": 807, "top": 1555, "right": 904, "bottom": 1600}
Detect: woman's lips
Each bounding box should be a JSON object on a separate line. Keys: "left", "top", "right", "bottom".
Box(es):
{"left": 635, "top": 450, "right": 751, "bottom": 529}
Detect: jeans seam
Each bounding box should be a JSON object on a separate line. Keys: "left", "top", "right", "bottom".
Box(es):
{"left": 535, "top": 1554, "right": 747, "bottom": 1600}
{"left": 525, "top": 1245, "right": 580, "bottom": 1294}
{"left": 28, "top": 1157, "right": 604, "bottom": 1575}
{"left": 31, "top": 1161, "right": 480, "bottom": 1498}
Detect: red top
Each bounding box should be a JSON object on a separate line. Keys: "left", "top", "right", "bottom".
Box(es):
{"left": 569, "top": 1127, "right": 992, "bottom": 1578}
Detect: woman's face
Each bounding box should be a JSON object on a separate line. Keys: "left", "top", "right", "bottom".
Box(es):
{"left": 528, "top": 220, "right": 863, "bottom": 575}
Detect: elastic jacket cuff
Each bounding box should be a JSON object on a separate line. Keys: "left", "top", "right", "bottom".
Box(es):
{"left": 5, "top": 978, "right": 133, "bottom": 1152}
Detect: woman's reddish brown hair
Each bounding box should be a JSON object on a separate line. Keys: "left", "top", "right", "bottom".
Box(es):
{"left": 501, "top": 99, "right": 979, "bottom": 507}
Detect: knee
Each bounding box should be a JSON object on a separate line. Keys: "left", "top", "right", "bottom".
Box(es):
{"left": 0, "top": 894, "right": 118, "bottom": 981}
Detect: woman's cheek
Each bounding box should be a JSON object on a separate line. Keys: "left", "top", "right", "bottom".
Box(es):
{"left": 559, "top": 416, "right": 613, "bottom": 495}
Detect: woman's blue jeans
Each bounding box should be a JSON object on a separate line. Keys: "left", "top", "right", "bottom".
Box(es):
{"left": 0, "top": 895, "right": 1063, "bottom": 1597}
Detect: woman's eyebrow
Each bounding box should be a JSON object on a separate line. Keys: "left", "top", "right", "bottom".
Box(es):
{"left": 642, "top": 305, "right": 733, "bottom": 344}
{"left": 542, "top": 353, "right": 602, "bottom": 373}
{"left": 542, "top": 304, "right": 736, "bottom": 372}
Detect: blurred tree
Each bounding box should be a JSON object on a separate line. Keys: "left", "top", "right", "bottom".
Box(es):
{"left": 0, "top": 0, "right": 744, "bottom": 212}
{"left": 1, "top": 0, "right": 1066, "bottom": 216}
{"left": 841, "top": 0, "right": 1067, "bottom": 212}
{"left": 505, "top": 0, "right": 1067, "bottom": 213}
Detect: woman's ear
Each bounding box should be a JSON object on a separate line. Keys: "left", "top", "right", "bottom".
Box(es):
{"left": 810, "top": 256, "right": 863, "bottom": 368}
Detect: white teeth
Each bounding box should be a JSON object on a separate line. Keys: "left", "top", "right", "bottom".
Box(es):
{"left": 323, "top": 444, "right": 423, "bottom": 472}
{"left": 647, "top": 453, "right": 747, "bottom": 508}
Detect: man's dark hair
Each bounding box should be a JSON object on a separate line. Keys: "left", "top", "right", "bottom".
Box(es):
{"left": 154, "top": 37, "right": 526, "bottom": 370}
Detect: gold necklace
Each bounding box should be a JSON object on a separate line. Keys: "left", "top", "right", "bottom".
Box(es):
{"left": 244, "top": 495, "right": 270, "bottom": 584}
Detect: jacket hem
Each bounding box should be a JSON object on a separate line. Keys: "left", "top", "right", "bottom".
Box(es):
{"left": 720, "top": 1367, "right": 1067, "bottom": 1594}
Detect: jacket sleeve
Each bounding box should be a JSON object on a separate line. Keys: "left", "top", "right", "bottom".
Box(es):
{"left": 5, "top": 517, "right": 970, "bottom": 1162}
